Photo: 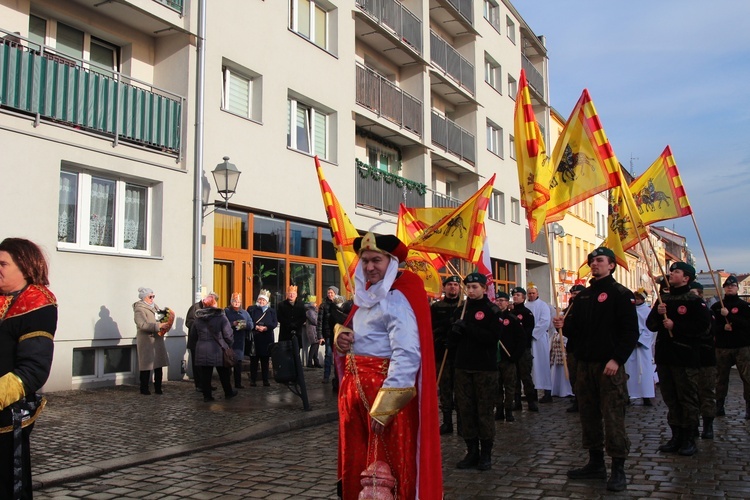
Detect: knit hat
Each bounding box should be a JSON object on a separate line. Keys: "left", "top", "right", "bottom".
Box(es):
{"left": 464, "top": 272, "right": 487, "bottom": 286}
{"left": 443, "top": 275, "right": 461, "bottom": 286}
{"left": 327, "top": 285, "right": 339, "bottom": 295}
{"left": 138, "top": 287, "right": 154, "bottom": 300}
{"left": 723, "top": 275, "right": 739, "bottom": 287}
{"left": 511, "top": 286, "right": 526, "bottom": 296}
{"left": 353, "top": 232, "right": 408, "bottom": 263}
{"left": 587, "top": 247, "right": 616, "bottom": 264}
{"left": 669, "top": 262, "right": 696, "bottom": 280}
{"left": 257, "top": 289, "right": 271, "bottom": 302}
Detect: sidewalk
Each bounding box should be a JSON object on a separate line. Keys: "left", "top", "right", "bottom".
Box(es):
{"left": 30, "top": 368, "right": 339, "bottom": 491}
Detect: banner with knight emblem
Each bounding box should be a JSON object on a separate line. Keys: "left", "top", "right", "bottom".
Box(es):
{"left": 630, "top": 145, "right": 693, "bottom": 227}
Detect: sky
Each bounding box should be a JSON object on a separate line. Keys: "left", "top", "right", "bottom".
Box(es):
{"left": 512, "top": 1, "right": 750, "bottom": 274}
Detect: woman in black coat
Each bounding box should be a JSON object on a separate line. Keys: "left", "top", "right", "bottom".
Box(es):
{"left": 194, "top": 295, "right": 237, "bottom": 402}
{"left": 247, "top": 290, "right": 278, "bottom": 386}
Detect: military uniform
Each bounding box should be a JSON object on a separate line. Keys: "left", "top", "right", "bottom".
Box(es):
{"left": 711, "top": 281, "right": 750, "bottom": 419}
{"left": 496, "top": 307, "right": 525, "bottom": 421}
{"left": 430, "top": 292, "right": 461, "bottom": 433}
{"left": 510, "top": 292, "right": 537, "bottom": 411}
{"left": 647, "top": 279, "right": 712, "bottom": 455}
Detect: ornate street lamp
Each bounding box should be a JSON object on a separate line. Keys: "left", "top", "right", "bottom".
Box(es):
{"left": 203, "top": 156, "right": 241, "bottom": 217}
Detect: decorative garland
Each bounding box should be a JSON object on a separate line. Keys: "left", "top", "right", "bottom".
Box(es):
{"left": 356, "top": 159, "right": 426, "bottom": 196}
{"left": 355, "top": 126, "right": 403, "bottom": 161}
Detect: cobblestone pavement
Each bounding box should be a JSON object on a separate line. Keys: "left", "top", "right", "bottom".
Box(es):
{"left": 31, "top": 372, "right": 750, "bottom": 498}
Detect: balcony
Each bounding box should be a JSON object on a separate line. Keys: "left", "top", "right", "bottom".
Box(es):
{"left": 430, "top": 31, "right": 475, "bottom": 96}
{"left": 356, "top": 63, "right": 423, "bottom": 137}
{"left": 0, "top": 34, "right": 183, "bottom": 157}
{"left": 356, "top": 0, "right": 422, "bottom": 56}
{"left": 522, "top": 55, "right": 545, "bottom": 100}
{"left": 431, "top": 111, "right": 475, "bottom": 165}
{"left": 355, "top": 159, "right": 426, "bottom": 215}
{"left": 526, "top": 227, "right": 548, "bottom": 257}
{"left": 153, "top": 0, "right": 184, "bottom": 14}
{"left": 429, "top": 0, "right": 476, "bottom": 38}
{"left": 431, "top": 190, "right": 462, "bottom": 209}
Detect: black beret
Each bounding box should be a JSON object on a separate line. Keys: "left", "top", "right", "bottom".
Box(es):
{"left": 669, "top": 262, "right": 696, "bottom": 279}
{"left": 723, "top": 275, "right": 739, "bottom": 287}
{"left": 463, "top": 272, "right": 487, "bottom": 285}
{"left": 495, "top": 291, "right": 510, "bottom": 300}
{"left": 443, "top": 275, "right": 461, "bottom": 286}
{"left": 511, "top": 286, "right": 526, "bottom": 295}
{"left": 587, "top": 247, "right": 615, "bottom": 264}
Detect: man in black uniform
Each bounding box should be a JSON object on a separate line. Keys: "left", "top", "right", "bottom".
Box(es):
{"left": 712, "top": 274, "right": 750, "bottom": 420}
{"left": 277, "top": 285, "right": 307, "bottom": 360}
{"left": 553, "top": 247, "right": 638, "bottom": 492}
{"left": 647, "top": 262, "right": 712, "bottom": 457}
{"left": 451, "top": 273, "right": 501, "bottom": 471}
{"left": 431, "top": 275, "right": 462, "bottom": 434}
{"left": 564, "top": 284, "right": 586, "bottom": 413}
{"left": 689, "top": 281, "right": 717, "bottom": 438}
{"left": 494, "top": 291, "right": 525, "bottom": 422}
{"left": 510, "top": 287, "right": 537, "bottom": 412}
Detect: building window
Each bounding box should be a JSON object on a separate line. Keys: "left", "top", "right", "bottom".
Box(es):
{"left": 509, "top": 135, "right": 516, "bottom": 159}
{"left": 58, "top": 169, "right": 153, "bottom": 254}
{"left": 290, "top": 0, "right": 332, "bottom": 50}
{"left": 506, "top": 16, "right": 516, "bottom": 44}
{"left": 483, "top": 0, "right": 501, "bottom": 32}
{"left": 486, "top": 120, "right": 503, "bottom": 157}
{"left": 508, "top": 74, "right": 517, "bottom": 99}
{"left": 73, "top": 347, "right": 135, "bottom": 379}
{"left": 287, "top": 97, "right": 329, "bottom": 159}
{"left": 221, "top": 63, "right": 262, "bottom": 121}
{"left": 510, "top": 197, "right": 520, "bottom": 224}
{"left": 367, "top": 144, "right": 399, "bottom": 174}
{"left": 484, "top": 53, "right": 501, "bottom": 92}
{"left": 489, "top": 190, "right": 505, "bottom": 223}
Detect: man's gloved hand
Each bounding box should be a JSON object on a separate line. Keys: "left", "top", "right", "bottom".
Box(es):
{"left": 451, "top": 319, "right": 466, "bottom": 335}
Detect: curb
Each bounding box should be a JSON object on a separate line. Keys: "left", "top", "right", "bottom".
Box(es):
{"left": 33, "top": 408, "right": 339, "bottom": 490}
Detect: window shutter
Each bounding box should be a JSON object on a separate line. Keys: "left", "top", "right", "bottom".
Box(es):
{"left": 313, "top": 110, "right": 326, "bottom": 158}
{"left": 228, "top": 71, "right": 250, "bottom": 117}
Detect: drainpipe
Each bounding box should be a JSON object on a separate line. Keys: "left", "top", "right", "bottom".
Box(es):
{"left": 192, "top": 0, "right": 207, "bottom": 303}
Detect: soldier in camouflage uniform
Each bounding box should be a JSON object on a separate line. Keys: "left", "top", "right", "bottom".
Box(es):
{"left": 553, "top": 247, "right": 638, "bottom": 492}
{"left": 510, "top": 287, "right": 538, "bottom": 412}
{"left": 647, "top": 262, "right": 712, "bottom": 458}
{"left": 564, "top": 284, "right": 586, "bottom": 413}
{"left": 431, "top": 276, "right": 462, "bottom": 434}
{"left": 451, "top": 273, "right": 501, "bottom": 471}
{"left": 711, "top": 275, "right": 750, "bottom": 420}
{"left": 689, "top": 281, "right": 716, "bottom": 438}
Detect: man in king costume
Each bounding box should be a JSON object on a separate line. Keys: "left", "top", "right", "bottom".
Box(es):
{"left": 335, "top": 233, "right": 442, "bottom": 500}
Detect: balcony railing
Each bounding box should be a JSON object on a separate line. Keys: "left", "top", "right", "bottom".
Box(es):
{"left": 522, "top": 55, "right": 544, "bottom": 100}
{"left": 355, "top": 159, "right": 426, "bottom": 215}
{"left": 356, "top": 0, "right": 422, "bottom": 54}
{"left": 0, "top": 33, "right": 183, "bottom": 156}
{"left": 153, "top": 0, "right": 183, "bottom": 14}
{"left": 431, "top": 111, "right": 475, "bottom": 165}
{"left": 356, "top": 63, "right": 423, "bottom": 137}
{"left": 444, "top": 0, "right": 473, "bottom": 25}
{"left": 430, "top": 31, "right": 475, "bottom": 95}
{"left": 526, "top": 227, "right": 548, "bottom": 257}
{"left": 431, "top": 191, "right": 462, "bottom": 209}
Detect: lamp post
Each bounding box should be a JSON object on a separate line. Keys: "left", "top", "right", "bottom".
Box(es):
{"left": 203, "top": 156, "right": 242, "bottom": 217}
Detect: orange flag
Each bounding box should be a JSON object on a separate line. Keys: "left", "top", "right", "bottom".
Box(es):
{"left": 630, "top": 145, "right": 693, "bottom": 226}
{"left": 409, "top": 175, "right": 496, "bottom": 262}
{"left": 604, "top": 167, "right": 648, "bottom": 269}
{"left": 314, "top": 156, "right": 360, "bottom": 293}
{"left": 397, "top": 205, "right": 444, "bottom": 298}
{"left": 514, "top": 69, "right": 552, "bottom": 242}
{"left": 542, "top": 89, "right": 620, "bottom": 223}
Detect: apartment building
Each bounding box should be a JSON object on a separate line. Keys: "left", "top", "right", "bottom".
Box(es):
{"left": 0, "top": 0, "right": 549, "bottom": 391}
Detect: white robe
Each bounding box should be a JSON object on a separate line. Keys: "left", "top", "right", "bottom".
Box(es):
{"left": 549, "top": 304, "right": 573, "bottom": 397}
{"left": 526, "top": 297, "right": 552, "bottom": 391}
{"left": 625, "top": 302, "right": 656, "bottom": 399}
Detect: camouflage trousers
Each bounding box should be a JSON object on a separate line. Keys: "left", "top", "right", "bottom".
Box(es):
{"left": 575, "top": 361, "right": 630, "bottom": 458}
{"left": 715, "top": 346, "right": 750, "bottom": 402}
{"left": 454, "top": 369, "right": 498, "bottom": 440}
{"left": 566, "top": 352, "right": 578, "bottom": 396}
{"left": 657, "top": 364, "right": 700, "bottom": 429}
{"left": 514, "top": 349, "right": 536, "bottom": 400}
{"left": 697, "top": 366, "right": 716, "bottom": 418}
{"left": 437, "top": 356, "right": 455, "bottom": 412}
{"left": 497, "top": 360, "right": 517, "bottom": 410}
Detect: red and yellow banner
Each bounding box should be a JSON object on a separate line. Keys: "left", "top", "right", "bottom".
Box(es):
{"left": 397, "top": 205, "right": 444, "bottom": 298}
{"left": 514, "top": 69, "right": 552, "bottom": 242}
{"left": 314, "top": 156, "right": 360, "bottom": 293}
{"left": 630, "top": 145, "right": 692, "bottom": 226}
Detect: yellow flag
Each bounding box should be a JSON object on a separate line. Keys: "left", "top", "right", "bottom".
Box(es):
{"left": 630, "top": 145, "right": 693, "bottom": 227}
{"left": 603, "top": 168, "right": 649, "bottom": 269}
{"left": 397, "top": 205, "right": 444, "bottom": 298}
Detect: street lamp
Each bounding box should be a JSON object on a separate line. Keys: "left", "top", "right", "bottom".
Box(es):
{"left": 203, "top": 156, "right": 241, "bottom": 217}
{"left": 558, "top": 268, "right": 568, "bottom": 284}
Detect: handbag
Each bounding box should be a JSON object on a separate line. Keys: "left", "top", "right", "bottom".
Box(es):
{"left": 245, "top": 331, "right": 256, "bottom": 357}
{"left": 222, "top": 346, "right": 236, "bottom": 368}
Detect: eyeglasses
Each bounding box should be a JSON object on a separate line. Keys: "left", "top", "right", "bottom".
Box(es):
{"left": 148, "top": 295, "right": 155, "bottom": 299}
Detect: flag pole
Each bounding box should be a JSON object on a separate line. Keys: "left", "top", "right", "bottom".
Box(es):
{"left": 690, "top": 214, "right": 726, "bottom": 312}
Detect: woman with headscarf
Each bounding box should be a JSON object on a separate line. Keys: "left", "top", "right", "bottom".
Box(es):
{"left": 133, "top": 287, "right": 169, "bottom": 395}
{"left": 194, "top": 295, "right": 237, "bottom": 401}
{"left": 224, "top": 293, "right": 253, "bottom": 389}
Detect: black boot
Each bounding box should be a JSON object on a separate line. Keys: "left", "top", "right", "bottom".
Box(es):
{"left": 678, "top": 428, "right": 698, "bottom": 456}
{"left": 716, "top": 398, "right": 725, "bottom": 417}
{"left": 505, "top": 408, "right": 515, "bottom": 422}
{"left": 153, "top": 368, "right": 163, "bottom": 394}
{"left": 456, "top": 439, "right": 480, "bottom": 469}
{"left": 440, "top": 411, "right": 453, "bottom": 435}
{"left": 539, "top": 389, "right": 553, "bottom": 403}
{"left": 566, "top": 397, "right": 579, "bottom": 413}
{"left": 139, "top": 370, "right": 151, "bottom": 395}
{"left": 527, "top": 392, "right": 539, "bottom": 412}
{"left": 658, "top": 425, "right": 682, "bottom": 453}
{"left": 513, "top": 393, "right": 522, "bottom": 411}
{"left": 494, "top": 406, "right": 504, "bottom": 421}
{"left": 567, "top": 449, "right": 607, "bottom": 479}
{"left": 606, "top": 458, "right": 627, "bottom": 492}
{"left": 477, "top": 440, "right": 493, "bottom": 471}
{"left": 701, "top": 417, "right": 714, "bottom": 439}
{"left": 745, "top": 401, "right": 750, "bottom": 420}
